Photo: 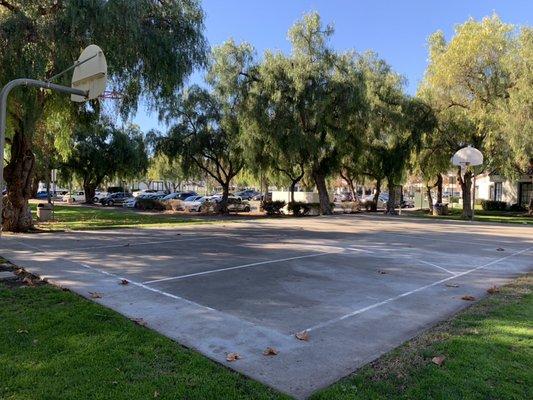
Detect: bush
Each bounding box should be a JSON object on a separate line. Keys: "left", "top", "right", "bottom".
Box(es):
{"left": 288, "top": 201, "right": 310, "bottom": 216}
{"left": 480, "top": 200, "right": 508, "bottom": 211}
{"left": 135, "top": 198, "right": 165, "bottom": 211}
{"left": 165, "top": 199, "right": 183, "bottom": 211}
{"left": 339, "top": 201, "right": 361, "bottom": 214}
{"left": 261, "top": 200, "right": 286, "bottom": 216}
{"left": 449, "top": 196, "right": 460, "bottom": 203}
{"left": 508, "top": 203, "right": 526, "bottom": 212}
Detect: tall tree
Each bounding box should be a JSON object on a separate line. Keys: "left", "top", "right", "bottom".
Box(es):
{"left": 419, "top": 15, "right": 528, "bottom": 218}
{"left": 160, "top": 41, "right": 255, "bottom": 212}
{"left": 146, "top": 153, "right": 188, "bottom": 193}
{"left": 243, "top": 13, "right": 367, "bottom": 214}
{"left": 0, "top": 0, "right": 206, "bottom": 231}
{"left": 63, "top": 122, "right": 148, "bottom": 203}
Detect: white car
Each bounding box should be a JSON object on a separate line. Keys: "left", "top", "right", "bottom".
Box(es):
{"left": 62, "top": 191, "right": 86, "bottom": 202}
{"left": 93, "top": 191, "right": 108, "bottom": 202}
{"left": 132, "top": 189, "right": 165, "bottom": 198}
{"left": 183, "top": 196, "right": 212, "bottom": 212}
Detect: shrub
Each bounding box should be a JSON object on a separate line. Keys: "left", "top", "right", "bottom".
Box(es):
{"left": 135, "top": 198, "right": 165, "bottom": 211}
{"left": 288, "top": 201, "right": 310, "bottom": 216}
{"left": 508, "top": 203, "right": 526, "bottom": 212}
{"left": 261, "top": 200, "right": 286, "bottom": 216}
{"left": 480, "top": 200, "right": 508, "bottom": 211}
{"left": 339, "top": 201, "right": 361, "bottom": 214}
{"left": 165, "top": 199, "right": 183, "bottom": 211}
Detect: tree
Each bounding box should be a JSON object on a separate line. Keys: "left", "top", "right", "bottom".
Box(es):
{"left": 356, "top": 53, "right": 434, "bottom": 214}
{"left": 146, "top": 153, "right": 188, "bottom": 193}
{"left": 419, "top": 15, "right": 529, "bottom": 218}
{"left": 63, "top": 122, "right": 148, "bottom": 203}
{"left": 0, "top": 0, "right": 206, "bottom": 231}
{"left": 160, "top": 40, "right": 255, "bottom": 212}
{"left": 243, "top": 13, "right": 367, "bottom": 214}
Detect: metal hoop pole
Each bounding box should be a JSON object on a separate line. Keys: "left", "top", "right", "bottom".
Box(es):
{"left": 0, "top": 78, "right": 87, "bottom": 234}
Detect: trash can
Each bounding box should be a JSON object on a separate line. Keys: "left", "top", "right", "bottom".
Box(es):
{"left": 36, "top": 203, "right": 53, "bottom": 222}
{"left": 433, "top": 203, "right": 449, "bottom": 216}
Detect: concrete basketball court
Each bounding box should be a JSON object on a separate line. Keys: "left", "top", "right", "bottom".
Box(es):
{"left": 1, "top": 214, "right": 532, "bottom": 398}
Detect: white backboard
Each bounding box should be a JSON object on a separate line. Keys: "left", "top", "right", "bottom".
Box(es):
{"left": 451, "top": 146, "right": 483, "bottom": 167}
{"left": 71, "top": 45, "right": 107, "bottom": 102}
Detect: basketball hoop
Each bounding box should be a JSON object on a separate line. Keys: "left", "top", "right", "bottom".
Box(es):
{"left": 99, "top": 90, "right": 122, "bottom": 100}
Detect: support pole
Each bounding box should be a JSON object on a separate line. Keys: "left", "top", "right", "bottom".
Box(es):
{"left": 0, "top": 78, "right": 87, "bottom": 235}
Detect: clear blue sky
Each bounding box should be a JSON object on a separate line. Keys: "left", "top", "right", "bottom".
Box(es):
{"left": 132, "top": 0, "right": 532, "bottom": 133}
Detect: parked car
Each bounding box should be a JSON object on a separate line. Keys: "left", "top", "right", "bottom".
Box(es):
{"left": 62, "top": 191, "right": 86, "bottom": 202}
{"left": 93, "top": 191, "right": 108, "bottom": 203}
{"left": 162, "top": 191, "right": 198, "bottom": 201}
{"left": 132, "top": 189, "right": 165, "bottom": 198}
{"left": 35, "top": 191, "right": 49, "bottom": 200}
{"left": 234, "top": 189, "right": 260, "bottom": 200}
{"left": 100, "top": 192, "right": 132, "bottom": 206}
{"left": 334, "top": 192, "right": 358, "bottom": 202}
{"left": 183, "top": 196, "right": 212, "bottom": 212}
{"left": 211, "top": 196, "right": 251, "bottom": 212}
{"left": 251, "top": 192, "right": 272, "bottom": 202}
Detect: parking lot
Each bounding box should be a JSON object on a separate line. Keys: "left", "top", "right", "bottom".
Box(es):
{"left": 2, "top": 214, "right": 532, "bottom": 399}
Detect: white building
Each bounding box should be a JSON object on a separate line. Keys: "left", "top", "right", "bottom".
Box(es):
{"left": 475, "top": 172, "right": 532, "bottom": 208}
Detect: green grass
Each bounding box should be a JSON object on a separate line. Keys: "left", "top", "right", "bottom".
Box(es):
{"left": 29, "top": 203, "right": 208, "bottom": 231}
{"left": 404, "top": 208, "right": 532, "bottom": 225}
{"left": 0, "top": 281, "right": 288, "bottom": 400}
{"left": 312, "top": 275, "right": 532, "bottom": 400}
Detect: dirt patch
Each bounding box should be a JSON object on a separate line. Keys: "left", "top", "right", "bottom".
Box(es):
{"left": 0, "top": 257, "right": 47, "bottom": 289}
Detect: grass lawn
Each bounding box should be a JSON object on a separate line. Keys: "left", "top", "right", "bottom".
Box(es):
{"left": 1, "top": 263, "right": 531, "bottom": 400}
{"left": 29, "top": 203, "right": 209, "bottom": 231}
{"left": 404, "top": 207, "right": 532, "bottom": 225}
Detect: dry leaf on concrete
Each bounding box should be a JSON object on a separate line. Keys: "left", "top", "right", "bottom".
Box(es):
{"left": 263, "top": 347, "right": 279, "bottom": 356}
{"left": 89, "top": 292, "right": 102, "bottom": 299}
{"left": 461, "top": 295, "right": 476, "bottom": 301}
{"left": 295, "top": 330, "right": 310, "bottom": 341}
{"left": 226, "top": 352, "right": 241, "bottom": 362}
{"left": 445, "top": 283, "right": 459, "bottom": 288}
{"left": 119, "top": 279, "right": 129, "bottom": 285}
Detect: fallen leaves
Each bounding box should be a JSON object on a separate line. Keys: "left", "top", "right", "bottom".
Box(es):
{"left": 226, "top": 352, "right": 241, "bottom": 362}
{"left": 496, "top": 248, "right": 505, "bottom": 252}
{"left": 431, "top": 355, "right": 446, "bottom": 366}
{"left": 295, "top": 330, "right": 310, "bottom": 341}
{"left": 22, "top": 277, "right": 35, "bottom": 286}
{"left": 131, "top": 318, "right": 147, "bottom": 327}
{"left": 263, "top": 347, "right": 279, "bottom": 356}
{"left": 16, "top": 329, "right": 28, "bottom": 334}
{"left": 89, "top": 292, "right": 102, "bottom": 299}
{"left": 487, "top": 285, "right": 500, "bottom": 294}
{"left": 377, "top": 270, "right": 388, "bottom": 275}
{"left": 461, "top": 295, "right": 476, "bottom": 301}
{"left": 445, "top": 283, "right": 459, "bottom": 288}
{"left": 119, "top": 279, "right": 129, "bottom": 285}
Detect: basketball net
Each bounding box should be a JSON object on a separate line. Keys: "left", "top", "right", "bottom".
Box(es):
{"left": 98, "top": 90, "right": 122, "bottom": 118}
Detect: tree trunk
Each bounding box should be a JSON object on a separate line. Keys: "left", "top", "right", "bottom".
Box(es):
{"left": 385, "top": 178, "right": 397, "bottom": 215}
{"left": 436, "top": 173, "right": 443, "bottom": 204}
{"left": 313, "top": 171, "right": 332, "bottom": 215}
{"left": 2, "top": 130, "right": 35, "bottom": 232}
{"left": 289, "top": 180, "right": 297, "bottom": 204}
{"left": 83, "top": 181, "right": 97, "bottom": 204}
{"left": 371, "top": 179, "right": 381, "bottom": 212}
{"left": 31, "top": 175, "right": 40, "bottom": 199}
{"left": 426, "top": 185, "right": 434, "bottom": 213}
{"left": 219, "top": 182, "right": 230, "bottom": 214}
{"left": 459, "top": 170, "right": 473, "bottom": 219}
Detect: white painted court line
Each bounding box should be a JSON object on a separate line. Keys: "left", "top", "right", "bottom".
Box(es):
{"left": 3, "top": 238, "right": 216, "bottom": 313}
{"left": 380, "top": 231, "right": 529, "bottom": 247}
{"left": 417, "top": 259, "right": 456, "bottom": 275}
{"left": 74, "top": 236, "right": 210, "bottom": 251}
{"left": 76, "top": 262, "right": 216, "bottom": 311}
{"left": 303, "top": 246, "right": 532, "bottom": 333}
{"left": 142, "top": 252, "right": 334, "bottom": 284}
